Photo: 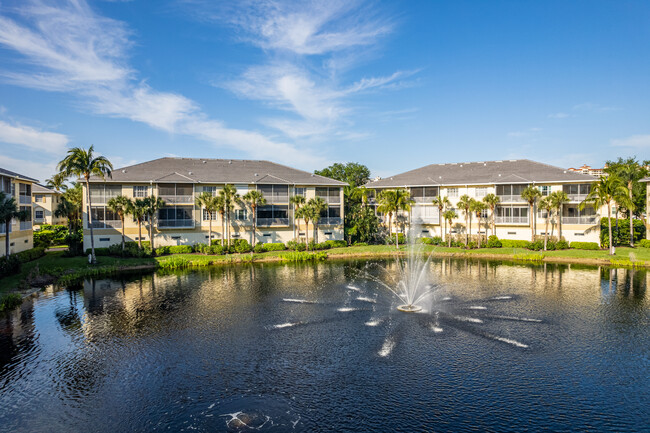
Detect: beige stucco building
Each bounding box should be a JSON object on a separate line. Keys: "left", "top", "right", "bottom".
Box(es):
{"left": 82, "top": 158, "right": 346, "bottom": 250}
{"left": 368, "top": 159, "right": 606, "bottom": 244}
{"left": 32, "top": 184, "right": 66, "bottom": 229}
{"left": 642, "top": 177, "right": 650, "bottom": 239}
{"left": 1, "top": 168, "right": 36, "bottom": 255}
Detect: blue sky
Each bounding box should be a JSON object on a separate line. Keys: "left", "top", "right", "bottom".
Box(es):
{"left": 0, "top": 0, "right": 649, "bottom": 182}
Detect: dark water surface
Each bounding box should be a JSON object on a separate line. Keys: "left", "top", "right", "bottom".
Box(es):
{"left": 0, "top": 259, "right": 648, "bottom": 432}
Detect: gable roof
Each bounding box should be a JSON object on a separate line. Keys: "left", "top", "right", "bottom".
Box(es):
{"left": 0, "top": 167, "right": 38, "bottom": 183}
{"left": 32, "top": 184, "right": 59, "bottom": 194}
{"left": 88, "top": 158, "right": 347, "bottom": 186}
{"left": 367, "top": 159, "right": 598, "bottom": 188}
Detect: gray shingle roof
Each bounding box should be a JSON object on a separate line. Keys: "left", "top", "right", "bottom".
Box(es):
{"left": 89, "top": 157, "right": 347, "bottom": 186}
{"left": 0, "top": 167, "right": 38, "bottom": 183}
{"left": 367, "top": 159, "right": 598, "bottom": 188}
{"left": 640, "top": 177, "right": 650, "bottom": 183}
{"left": 32, "top": 184, "right": 58, "bottom": 193}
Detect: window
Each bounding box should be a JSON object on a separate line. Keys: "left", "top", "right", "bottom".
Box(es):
{"left": 133, "top": 186, "right": 149, "bottom": 197}
{"left": 34, "top": 195, "right": 43, "bottom": 202}
{"left": 447, "top": 188, "right": 458, "bottom": 198}
{"left": 235, "top": 209, "right": 247, "bottom": 221}
{"left": 202, "top": 186, "right": 217, "bottom": 195}
{"left": 235, "top": 184, "right": 249, "bottom": 195}
{"left": 258, "top": 184, "right": 289, "bottom": 203}
{"left": 563, "top": 183, "right": 592, "bottom": 196}
{"left": 316, "top": 187, "right": 341, "bottom": 204}
{"left": 256, "top": 205, "right": 288, "bottom": 223}
{"left": 90, "top": 184, "right": 121, "bottom": 203}
{"left": 474, "top": 187, "right": 487, "bottom": 198}
{"left": 89, "top": 206, "right": 118, "bottom": 227}
{"left": 411, "top": 187, "right": 439, "bottom": 201}
{"left": 202, "top": 209, "right": 217, "bottom": 220}
{"left": 158, "top": 183, "right": 193, "bottom": 196}
{"left": 294, "top": 187, "right": 306, "bottom": 196}
{"left": 538, "top": 185, "right": 551, "bottom": 196}
{"left": 99, "top": 238, "right": 110, "bottom": 242}
{"left": 35, "top": 210, "right": 44, "bottom": 220}
{"left": 158, "top": 206, "right": 194, "bottom": 228}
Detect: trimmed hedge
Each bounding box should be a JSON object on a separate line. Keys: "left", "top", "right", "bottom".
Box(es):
{"left": 639, "top": 239, "right": 650, "bottom": 248}
{"left": 501, "top": 240, "right": 531, "bottom": 249}
{"left": 570, "top": 241, "right": 600, "bottom": 250}
{"left": 0, "top": 247, "right": 46, "bottom": 278}
{"left": 487, "top": 235, "right": 502, "bottom": 248}
{"left": 324, "top": 240, "right": 347, "bottom": 248}
{"left": 262, "top": 242, "right": 286, "bottom": 252}
{"left": 287, "top": 240, "right": 307, "bottom": 251}
{"left": 15, "top": 247, "right": 46, "bottom": 263}
{"left": 194, "top": 243, "right": 224, "bottom": 255}
{"left": 556, "top": 240, "right": 569, "bottom": 250}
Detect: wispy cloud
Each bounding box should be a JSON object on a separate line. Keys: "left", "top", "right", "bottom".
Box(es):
{"left": 548, "top": 112, "right": 570, "bottom": 119}
{"left": 573, "top": 102, "right": 620, "bottom": 113}
{"left": 611, "top": 134, "right": 650, "bottom": 148}
{"left": 0, "top": 119, "right": 69, "bottom": 154}
{"left": 0, "top": 153, "right": 58, "bottom": 182}
{"left": 0, "top": 0, "right": 326, "bottom": 167}
{"left": 508, "top": 127, "right": 542, "bottom": 138}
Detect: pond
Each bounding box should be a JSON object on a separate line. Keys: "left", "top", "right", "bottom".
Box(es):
{"left": 0, "top": 259, "right": 648, "bottom": 432}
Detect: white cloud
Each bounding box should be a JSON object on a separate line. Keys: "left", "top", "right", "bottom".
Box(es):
{"left": 573, "top": 102, "right": 620, "bottom": 113}
{"left": 611, "top": 134, "right": 650, "bottom": 148}
{"left": 0, "top": 119, "right": 69, "bottom": 154}
{"left": 0, "top": 0, "right": 326, "bottom": 166}
{"left": 548, "top": 112, "right": 569, "bottom": 119}
{"left": 0, "top": 153, "right": 58, "bottom": 183}
{"left": 507, "top": 127, "right": 542, "bottom": 138}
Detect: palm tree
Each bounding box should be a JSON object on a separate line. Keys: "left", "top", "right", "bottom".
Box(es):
{"left": 482, "top": 193, "right": 500, "bottom": 237}
{"left": 307, "top": 197, "right": 328, "bottom": 244}
{"left": 55, "top": 197, "right": 79, "bottom": 232}
{"left": 614, "top": 162, "right": 647, "bottom": 246}
{"left": 220, "top": 184, "right": 239, "bottom": 248}
{"left": 289, "top": 194, "right": 306, "bottom": 240}
{"left": 143, "top": 196, "right": 165, "bottom": 251}
{"left": 442, "top": 209, "right": 457, "bottom": 247}
{"left": 215, "top": 194, "right": 226, "bottom": 247}
{"left": 457, "top": 194, "right": 473, "bottom": 245}
{"left": 127, "top": 198, "right": 147, "bottom": 249}
{"left": 432, "top": 196, "right": 451, "bottom": 241}
{"left": 242, "top": 190, "right": 267, "bottom": 247}
{"left": 0, "top": 192, "right": 28, "bottom": 257}
{"left": 395, "top": 189, "right": 414, "bottom": 243}
{"left": 549, "top": 191, "right": 569, "bottom": 241}
{"left": 351, "top": 186, "right": 372, "bottom": 208}
{"left": 471, "top": 200, "right": 487, "bottom": 247}
{"left": 580, "top": 175, "right": 628, "bottom": 255}
{"left": 296, "top": 206, "right": 317, "bottom": 249}
{"left": 196, "top": 192, "right": 222, "bottom": 247}
{"left": 539, "top": 197, "right": 553, "bottom": 251}
{"left": 377, "top": 190, "right": 398, "bottom": 243}
{"left": 45, "top": 172, "right": 68, "bottom": 191}
{"left": 107, "top": 195, "right": 132, "bottom": 252}
{"left": 521, "top": 186, "right": 542, "bottom": 242}
{"left": 57, "top": 146, "right": 113, "bottom": 264}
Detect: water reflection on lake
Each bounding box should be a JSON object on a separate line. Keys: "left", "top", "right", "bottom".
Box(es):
{"left": 0, "top": 259, "right": 648, "bottom": 432}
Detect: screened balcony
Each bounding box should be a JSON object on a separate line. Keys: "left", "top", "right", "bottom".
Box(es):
{"left": 158, "top": 183, "right": 194, "bottom": 204}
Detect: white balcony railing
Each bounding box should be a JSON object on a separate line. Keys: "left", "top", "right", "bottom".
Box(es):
{"left": 561, "top": 216, "right": 598, "bottom": 225}
{"left": 495, "top": 216, "right": 529, "bottom": 225}
{"left": 158, "top": 219, "right": 195, "bottom": 228}
{"left": 19, "top": 195, "right": 31, "bottom": 205}
{"left": 413, "top": 196, "right": 438, "bottom": 203}
{"left": 318, "top": 217, "right": 343, "bottom": 225}
{"left": 264, "top": 195, "right": 290, "bottom": 204}
{"left": 257, "top": 218, "right": 289, "bottom": 226}
{"left": 88, "top": 220, "right": 122, "bottom": 229}
{"left": 412, "top": 217, "right": 440, "bottom": 224}
{"left": 567, "top": 194, "right": 588, "bottom": 202}
{"left": 159, "top": 195, "right": 194, "bottom": 204}
{"left": 496, "top": 195, "right": 526, "bottom": 203}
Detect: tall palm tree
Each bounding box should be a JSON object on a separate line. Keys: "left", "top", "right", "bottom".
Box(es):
{"left": 539, "top": 197, "right": 553, "bottom": 251}
{"left": 143, "top": 196, "right": 165, "bottom": 251}
{"left": 457, "top": 194, "right": 473, "bottom": 245}
{"left": 471, "top": 200, "right": 487, "bottom": 247}
{"left": 580, "top": 175, "right": 628, "bottom": 255}
{"left": 57, "top": 145, "right": 113, "bottom": 264}
{"left": 196, "top": 192, "right": 222, "bottom": 246}
{"left": 482, "top": 193, "right": 500, "bottom": 237}
{"left": 55, "top": 197, "right": 79, "bottom": 232}
{"left": 215, "top": 194, "right": 226, "bottom": 247}
{"left": 521, "top": 186, "right": 542, "bottom": 242}
{"left": 432, "top": 196, "right": 451, "bottom": 241}
{"left": 127, "top": 198, "right": 147, "bottom": 249}
{"left": 351, "top": 186, "right": 372, "bottom": 208}
{"left": 289, "top": 194, "right": 306, "bottom": 240}
{"left": 220, "top": 184, "right": 239, "bottom": 248}
{"left": 242, "top": 190, "right": 267, "bottom": 247}
{"left": 45, "top": 172, "right": 68, "bottom": 192}
{"left": 443, "top": 209, "right": 457, "bottom": 248}
{"left": 395, "top": 189, "right": 414, "bottom": 243}
{"left": 549, "top": 191, "right": 569, "bottom": 241}
{"left": 614, "top": 162, "right": 647, "bottom": 246}
{"left": 107, "top": 195, "right": 132, "bottom": 252}
{"left": 307, "top": 197, "right": 328, "bottom": 244}
{"left": 0, "top": 192, "right": 27, "bottom": 257}
{"left": 296, "top": 206, "right": 317, "bottom": 249}
{"left": 377, "top": 189, "right": 398, "bottom": 243}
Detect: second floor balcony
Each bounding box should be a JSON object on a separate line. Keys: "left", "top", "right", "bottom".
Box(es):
{"left": 495, "top": 216, "right": 529, "bottom": 225}
{"left": 561, "top": 216, "right": 598, "bottom": 225}
{"left": 257, "top": 217, "right": 289, "bottom": 226}
{"left": 88, "top": 220, "right": 122, "bottom": 229}
{"left": 496, "top": 194, "right": 526, "bottom": 203}
{"left": 158, "top": 219, "right": 195, "bottom": 228}
{"left": 318, "top": 217, "right": 343, "bottom": 226}
{"left": 159, "top": 194, "right": 194, "bottom": 204}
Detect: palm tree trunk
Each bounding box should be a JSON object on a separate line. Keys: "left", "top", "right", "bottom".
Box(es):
{"left": 137, "top": 221, "right": 142, "bottom": 249}
{"left": 221, "top": 213, "right": 225, "bottom": 247}
{"left": 544, "top": 217, "right": 549, "bottom": 250}
{"left": 305, "top": 219, "right": 310, "bottom": 250}
{"left": 5, "top": 220, "right": 10, "bottom": 257}
{"left": 314, "top": 222, "right": 319, "bottom": 244}
{"left": 558, "top": 204, "right": 563, "bottom": 241}
{"left": 530, "top": 204, "right": 535, "bottom": 242}
{"left": 466, "top": 214, "right": 470, "bottom": 246}
{"left": 251, "top": 205, "right": 256, "bottom": 247}
{"left": 447, "top": 219, "right": 452, "bottom": 247}
{"left": 629, "top": 184, "right": 634, "bottom": 246}
{"left": 492, "top": 208, "right": 496, "bottom": 237}
{"left": 607, "top": 203, "right": 614, "bottom": 255}
{"left": 121, "top": 216, "right": 125, "bottom": 252}
{"left": 208, "top": 216, "right": 213, "bottom": 246}
{"left": 86, "top": 178, "right": 96, "bottom": 264}
{"left": 149, "top": 214, "right": 154, "bottom": 251}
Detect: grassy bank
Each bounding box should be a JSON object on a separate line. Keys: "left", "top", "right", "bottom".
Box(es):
{"left": 1, "top": 245, "right": 649, "bottom": 298}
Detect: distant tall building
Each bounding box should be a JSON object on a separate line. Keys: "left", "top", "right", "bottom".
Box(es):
{"left": 567, "top": 164, "right": 607, "bottom": 177}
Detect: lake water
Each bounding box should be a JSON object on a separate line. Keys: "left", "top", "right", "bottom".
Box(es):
{"left": 0, "top": 259, "right": 648, "bottom": 432}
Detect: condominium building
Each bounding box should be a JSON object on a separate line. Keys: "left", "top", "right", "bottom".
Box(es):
{"left": 642, "top": 177, "right": 650, "bottom": 240}
{"left": 0, "top": 167, "right": 37, "bottom": 255}
{"left": 567, "top": 164, "right": 607, "bottom": 177}
{"left": 367, "top": 159, "right": 604, "bottom": 243}
{"left": 32, "top": 184, "right": 66, "bottom": 229}
{"left": 82, "top": 158, "right": 346, "bottom": 250}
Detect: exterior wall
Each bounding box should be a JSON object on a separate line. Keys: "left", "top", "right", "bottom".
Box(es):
{"left": 82, "top": 182, "right": 344, "bottom": 250}
{"left": 0, "top": 177, "right": 34, "bottom": 255}
{"left": 33, "top": 192, "right": 66, "bottom": 228}
{"left": 646, "top": 183, "right": 650, "bottom": 240}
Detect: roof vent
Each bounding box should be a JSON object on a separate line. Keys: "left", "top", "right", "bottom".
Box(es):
{"left": 122, "top": 169, "right": 127, "bottom": 173}
{"left": 498, "top": 174, "right": 502, "bottom": 177}
{"left": 202, "top": 161, "right": 206, "bottom": 164}
{"left": 563, "top": 170, "right": 567, "bottom": 173}
{"left": 188, "top": 171, "right": 193, "bottom": 175}
{"left": 460, "top": 164, "right": 463, "bottom": 167}
{"left": 229, "top": 160, "right": 232, "bottom": 164}
{"left": 254, "top": 173, "right": 258, "bottom": 176}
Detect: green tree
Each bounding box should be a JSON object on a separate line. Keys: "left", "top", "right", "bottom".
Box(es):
{"left": 143, "top": 196, "right": 165, "bottom": 251}
{"left": 432, "top": 196, "right": 451, "bottom": 242}
{"left": 220, "top": 184, "right": 239, "bottom": 248}
{"left": 443, "top": 209, "right": 457, "bottom": 247}
{"left": 539, "top": 197, "right": 553, "bottom": 250}
{"left": 580, "top": 175, "right": 628, "bottom": 254}
{"left": 242, "top": 190, "right": 267, "bottom": 247}
{"left": 549, "top": 191, "right": 569, "bottom": 241}
{"left": 314, "top": 162, "right": 370, "bottom": 188}
{"left": 482, "top": 193, "right": 500, "bottom": 237}
{"left": 45, "top": 172, "right": 68, "bottom": 191}
{"left": 296, "top": 205, "right": 318, "bottom": 249}
{"left": 604, "top": 157, "right": 649, "bottom": 246}
{"left": 471, "top": 200, "right": 487, "bottom": 247}
{"left": 457, "top": 194, "right": 473, "bottom": 245}
{"left": 107, "top": 195, "right": 132, "bottom": 252}
{"left": 0, "top": 192, "right": 28, "bottom": 257}
{"left": 57, "top": 145, "right": 113, "bottom": 263}
{"left": 55, "top": 183, "right": 83, "bottom": 231}
{"left": 521, "top": 186, "right": 542, "bottom": 241}
{"left": 347, "top": 205, "right": 379, "bottom": 244}
{"left": 289, "top": 194, "right": 306, "bottom": 240}
{"left": 127, "top": 198, "right": 147, "bottom": 249}
{"left": 196, "top": 192, "right": 220, "bottom": 246}
{"left": 307, "top": 197, "right": 328, "bottom": 244}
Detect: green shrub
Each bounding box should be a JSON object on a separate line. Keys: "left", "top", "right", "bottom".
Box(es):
{"left": 253, "top": 243, "right": 265, "bottom": 253}
{"left": 486, "top": 235, "right": 502, "bottom": 248}
{"left": 570, "top": 241, "right": 600, "bottom": 250}
{"left": 85, "top": 247, "right": 110, "bottom": 256}
{"left": 287, "top": 240, "right": 307, "bottom": 251}
{"left": 15, "top": 247, "right": 46, "bottom": 263}
{"left": 158, "top": 256, "right": 191, "bottom": 269}
{"left": 280, "top": 251, "right": 328, "bottom": 262}
{"left": 528, "top": 240, "right": 544, "bottom": 251}
{"left": 600, "top": 218, "right": 646, "bottom": 246}
{"left": 545, "top": 241, "right": 556, "bottom": 251}
{"left": 34, "top": 229, "right": 56, "bottom": 248}
{"left": 168, "top": 245, "right": 193, "bottom": 254}
{"left": 324, "top": 240, "right": 347, "bottom": 248}
{"left": 64, "top": 230, "right": 84, "bottom": 256}
{"left": 231, "top": 239, "right": 252, "bottom": 253}
{"left": 466, "top": 241, "right": 477, "bottom": 249}
{"left": 263, "top": 242, "right": 286, "bottom": 252}
{"left": 556, "top": 240, "right": 569, "bottom": 250}
{"left": 40, "top": 224, "right": 68, "bottom": 244}
{"left": 210, "top": 239, "right": 224, "bottom": 246}
{"left": 386, "top": 233, "right": 406, "bottom": 245}
{"left": 0, "top": 293, "right": 23, "bottom": 312}
{"left": 638, "top": 239, "right": 650, "bottom": 248}
{"left": 195, "top": 243, "right": 224, "bottom": 255}
{"left": 352, "top": 242, "right": 368, "bottom": 246}
{"left": 0, "top": 254, "right": 21, "bottom": 278}
{"left": 418, "top": 237, "right": 433, "bottom": 245}
{"left": 501, "top": 239, "right": 531, "bottom": 249}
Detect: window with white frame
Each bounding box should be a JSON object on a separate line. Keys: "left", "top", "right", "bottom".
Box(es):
{"left": 474, "top": 187, "right": 487, "bottom": 197}
{"left": 133, "top": 185, "right": 148, "bottom": 198}
{"left": 202, "top": 186, "right": 217, "bottom": 195}
{"left": 35, "top": 210, "right": 44, "bottom": 219}
{"left": 294, "top": 187, "right": 306, "bottom": 196}
{"left": 538, "top": 185, "right": 551, "bottom": 196}
{"left": 235, "top": 209, "right": 247, "bottom": 221}
{"left": 34, "top": 195, "right": 43, "bottom": 202}
{"left": 447, "top": 187, "right": 459, "bottom": 198}
{"left": 202, "top": 209, "right": 217, "bottom": 220}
